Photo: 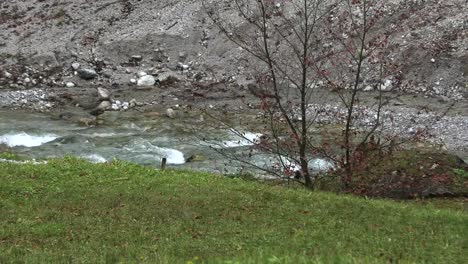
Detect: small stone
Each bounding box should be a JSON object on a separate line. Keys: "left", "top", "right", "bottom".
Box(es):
{"left": 71, "top": 62, "right": 80, "bottom": 70}
{"left": 97, "top": 87, "right": 110, "bottom": 100}
{"left": 130, "top": 78, "right": 137, "bottom": 84}
{"left": 166, "top": 108, "right": 176, "bottom": 118}
{"left": 24, "top": 78, "right": 31, "bottom": 83}
{"left": 78, "top": 68, "right": 98, "bottom": 80}
{"left": 430, "top": 58, "right": 435, "bottom": 63}
{"left": 129, "top": 98, "right": 137, "bottom": 107}
{"left": 102, "top": 70, "right": 112, "bottom": 78}
{"left": 131, "top": 55, "right": 143, "bottom": 61}
{"left": 137, "top": 75, "right": 156, "bottom": 86}
{"left": 65, "top": 82, "right": 75, "bottom": 88}
{"left": 96, "top": 100, "right": 111, "bottom": 110}
{"left": 380, "top": 79, "right": 393, "bottom": 91}
{"left": 137, "top": 71, "right": 147, "bottom": 77}
{"left": 111, "top": 104, "right": 120, "bottom": 111}
{"left": 4, "top": 71, "right": 12, "bottom": 79}
{"left": 177, "top": 62, "right": 189, "bottom": 71}
{"left": 156, "top": 71, "right": 179, "bottom": 83}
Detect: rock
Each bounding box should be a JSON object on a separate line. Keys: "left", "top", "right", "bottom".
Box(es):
{"left": 131, "top": 55, "right": 143, "bottom": 61}
{"left": 122, "top": 101, "right": 129, "bottom": 110}
{"left": 96, "top": 100, "right": 111, "bottom": 110}
{"left": 97, "top": 87, "right": 110, "bottom": 100}
{"left": 77, "top": 68, "right": 97, "bottom": 80}
{"left": 137, "top": 75, "right": 156, "bottom": 86}
{"left": 137, "top": 71, "right": 147, "bottom": 77}
{"left": 177, "top": 62, "right": 189, "bottom": 71}
{"left": 78, "top": 117, "right": 97, "bottom": 127}
{"left": 24, "top": 78, "right": 31, "bottom": 83}
{"left": 156, "top": 71, "right": 179, "bottom": 83}
{"left": 102, "top": 70, "right": 112, "bottom": 78}
{"left": 129, "top": 98, "right": 137, "bottom": 107}
{"left": 380, "top": 79, "right": 393, "bottom": 91}
{"left": 65, "top": 82, "right": 75, "bottom": 88}
{"left": 185, "top": 154, "right": 205, "bottom": 162}
{"left": 111, "top": 103, "right": 120, "bottom": 111}
{"left": 3, "top": 71, "right": 12, "bottom": 79}
{"left": 166, "top": 108, "right": 176, "bottom": 118}
{"left": 130, "top": 78, "right": 137, "bottom": 84}
{"left": 71, "top": 62, "right": 80, "bottom": 70}
{"left": 89, "top": 101, "right": 111, "bottom": 116}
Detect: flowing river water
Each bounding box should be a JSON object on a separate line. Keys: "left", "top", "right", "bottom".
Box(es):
{"left": 0, "top": 110, "right": 319, "bottom": 174}
{"left": 1, "top": 95, "right": 466, "bottom": 175}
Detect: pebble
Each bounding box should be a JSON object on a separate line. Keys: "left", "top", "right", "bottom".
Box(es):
{"left": 137, "top": 75, "right": 156, "bottom": 86}
{"left": 131, "top": 55, "right": 143, "bottom": 61}
{"left": 71, "top": 62, "right": 80, "bottom": 70}
{"left": 111, "top": 103, "right": 120, "bottom": 111}
{"left": 97, "top": 87, "right": 111, "bottom": 99}
{"left": 4, "top": 71, "right": 12, "bottom": 79}
{"left": 137, "top": 71, "right": 147, "bottom": 77}
{"left": 166, "top": 108, "right": 176, "bottom": 118}
{"left": 0, "top": 89, "right": 52, "bottom": 111}
{"left": 129, "top": 98, "right": 137, "bottom": 107}
{"left": 77, "top": 68, "right": 98, "bottom": 80}
{"left": 97, "top": 100, "right": 111, "bottom": 110}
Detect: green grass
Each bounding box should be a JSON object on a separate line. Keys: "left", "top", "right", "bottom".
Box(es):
{"left": 0, "top": 152, "right": 25, "bottom": 161}
{"left": 0, "top": 157, "right": 467, "bottom": 263}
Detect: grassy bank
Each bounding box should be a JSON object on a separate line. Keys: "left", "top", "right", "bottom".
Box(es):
{"left": 0, "top": 158, "right": 466, "bottom": 263}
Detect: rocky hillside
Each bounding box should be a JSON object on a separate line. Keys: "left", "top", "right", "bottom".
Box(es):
{"left": 0, "top": 0, "right": 467, "bottom": 99}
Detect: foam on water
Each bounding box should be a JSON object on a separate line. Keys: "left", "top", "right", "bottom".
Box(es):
{"left": 124, "top": 138, "right": 186, "bottom": 165}
{"left": 156, "top": 146, "right": 186, "bottom": 165}
{"left": 83, "top": 154, "right": 107, "bottom": 163}
{"left": 0, "top": 132, "right": 58, "bottom": 147}
{"left": 309, "top": 159, "right": 335, "bottom": 172}
{"left": 222, "top": 131, "right": 263, "bottom": 148}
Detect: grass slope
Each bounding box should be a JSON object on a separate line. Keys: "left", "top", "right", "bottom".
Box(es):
{"left": 0, "top": 158, "right": 466, "bottom": 263}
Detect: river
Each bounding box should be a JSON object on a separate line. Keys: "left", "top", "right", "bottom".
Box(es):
{"left": 0, "top": 110, "right": 325, "bottom": 175}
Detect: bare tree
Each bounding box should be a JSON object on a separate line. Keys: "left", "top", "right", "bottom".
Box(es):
{"left": 202, "top": 0, "right": 402, "bottom": 189}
